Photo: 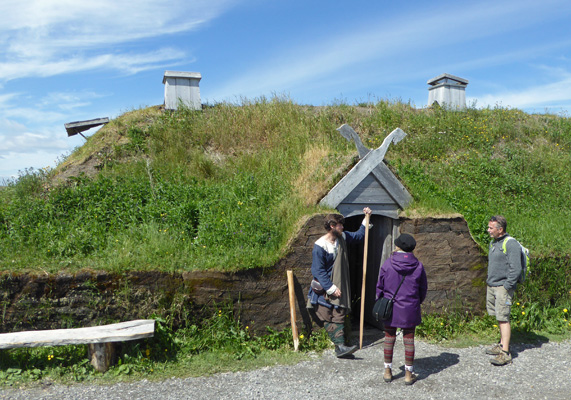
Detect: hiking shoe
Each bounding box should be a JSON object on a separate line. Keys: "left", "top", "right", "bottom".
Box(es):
{"left": 335, "top": 344, "right": 358, "bottom": 358}
{"left": 404, "top": 370, "right": 417, "bottom": 385}
{"left": 485, "top": 343, "right": 503, "bottom": 355}
{"left": 490, "top": 350, "right": 512, "bottom": 366}
{"left": 383, "top": 368, "right": 392, "bottom": 383}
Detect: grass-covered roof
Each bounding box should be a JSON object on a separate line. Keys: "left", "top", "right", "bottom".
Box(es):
{"left": 2, "top": 97, "right": 570, "bottom": 273}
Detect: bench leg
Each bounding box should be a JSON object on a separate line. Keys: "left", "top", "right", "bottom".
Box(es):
{"left": 88, "top": 342, "right": 116, "bottom": 372}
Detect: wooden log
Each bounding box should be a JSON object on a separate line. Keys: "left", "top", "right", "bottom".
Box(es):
{"left": 0, "top": 320, "right": 155, "bottom": 349}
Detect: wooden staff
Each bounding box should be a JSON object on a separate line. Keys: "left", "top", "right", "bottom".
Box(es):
{"left": 286, "top": 270, "right": 299, "bottom": 351}
{"left": 359, "top": 213, "right": 371, "bottom": 349}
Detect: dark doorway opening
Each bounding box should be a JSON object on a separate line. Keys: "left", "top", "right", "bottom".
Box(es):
{"left": 344, "top": 214, "right": 395, "bottom": 330}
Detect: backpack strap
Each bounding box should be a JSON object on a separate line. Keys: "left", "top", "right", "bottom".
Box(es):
{"left": 388, "top": 259, "right": 406, "bottom": 301}
{"left": 501, "top": 236, "right": 513, "bottom": 254}
{"left": 490, "top": 236, "right": 512, "bottom": 254}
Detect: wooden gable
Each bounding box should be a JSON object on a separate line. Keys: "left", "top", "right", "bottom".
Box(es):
{"left": 320, "top": 125, "right": 412, "bottom": 219}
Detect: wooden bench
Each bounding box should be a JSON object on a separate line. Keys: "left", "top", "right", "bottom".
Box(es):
{"left": 0, "top": 319, "right": 155, "bottom": 372}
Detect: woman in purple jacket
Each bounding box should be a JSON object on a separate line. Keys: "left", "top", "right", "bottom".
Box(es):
{"left": 376, "top": 233, "right": 427, "bottom": 385}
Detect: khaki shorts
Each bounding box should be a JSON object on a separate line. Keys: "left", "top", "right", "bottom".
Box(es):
{"left": 486, "top": 285, "right": 515, "bottom": 322}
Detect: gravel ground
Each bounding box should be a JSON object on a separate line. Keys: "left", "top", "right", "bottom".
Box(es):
{"left": 2, "top": 333, "right": 570, "bottom": 400}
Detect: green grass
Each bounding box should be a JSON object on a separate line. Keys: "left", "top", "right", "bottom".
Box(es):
{"left": 2, "top": 98, "right": 571, "bottom": 274}
{"left": 417, "top": 302, "right": 571, "bottom": 347}
{"left": 0, "top": 306, "right": 330, "bottom": 388}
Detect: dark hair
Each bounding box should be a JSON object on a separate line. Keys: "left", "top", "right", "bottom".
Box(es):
{"left": 324, "top": 214, "right": 345, "bottom": 231}
{"left": 490, "top": 215, "right": 507, "bottom": 231}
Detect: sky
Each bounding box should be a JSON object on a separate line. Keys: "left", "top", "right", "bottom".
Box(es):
{"left": 1, "top": 0, "right": 571, "bottom": 181}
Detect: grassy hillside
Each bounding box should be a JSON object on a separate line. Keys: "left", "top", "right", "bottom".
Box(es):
{"left": 1, "top": 97, "right": 571, "bottom": 277}
{"left": 2, "top": 97, "right": 571, "bottom": 387}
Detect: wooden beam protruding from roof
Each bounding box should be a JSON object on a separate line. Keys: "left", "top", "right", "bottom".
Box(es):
{"left": 65, "top": 117, "right": 109, "bottom": 138}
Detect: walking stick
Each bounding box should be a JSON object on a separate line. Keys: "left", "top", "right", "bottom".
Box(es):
{"left": 287, "top": 270, "right": 299, "bottom": 351}
{"left": 359, "top": 213, "right": 371, "bottom": 349}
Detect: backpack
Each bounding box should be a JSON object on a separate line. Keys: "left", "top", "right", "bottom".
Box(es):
{"left": 491, "top": 236, "right": 530, "bottom": 283}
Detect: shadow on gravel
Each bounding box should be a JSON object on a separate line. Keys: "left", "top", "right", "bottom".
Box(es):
{"left": 412, "top": 352, "right": 460, "bottom": 381}
{"left": 510, "top": 331, "right": 550, "bottom": 360}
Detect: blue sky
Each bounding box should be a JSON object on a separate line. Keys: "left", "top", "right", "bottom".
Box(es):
{"left": 1, "top": 0, "right": 571, "bottom": 181}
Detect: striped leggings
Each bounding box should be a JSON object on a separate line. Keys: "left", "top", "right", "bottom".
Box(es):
{"left": 383, "top": 326, "right": 415, "bottom": 367}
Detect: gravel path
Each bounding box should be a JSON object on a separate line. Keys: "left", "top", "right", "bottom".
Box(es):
{"left": 2, "top": 334, "right": 570, "bottom": 400}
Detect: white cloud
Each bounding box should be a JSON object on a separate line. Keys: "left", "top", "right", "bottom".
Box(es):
{"left": 0, "top": 0, "right": 237, "bottom": 81}
{"left": 0, "top": 92, "right": 19, "bottom": 105}
{"left": 39, "top": 91, "right": 103, "bottom": 112}
{"left": 0, "top": 48, "right": 189, "bottom": 81}
{"left": 0, "top": 89, "right": 106, "bottom": 167}
{"left": 1, "top": 102, "right": 67, "bottom": 124}
{"left": 0, "top": 0, "right": 232, "bottom": 43}
{"left": 0, "top": 130, "right": 68, "bottom": 153}
{"left": 209, "top": 0, "right": 571, "bottom": 101}
{"left": 472, "top": 75, "right": 571, "bottom": 111}
{"left": 0, "top": 150, "right": 67, "bottom": 181}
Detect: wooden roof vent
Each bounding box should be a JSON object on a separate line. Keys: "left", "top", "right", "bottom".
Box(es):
{"left": 163, "top": 71, "right": 202, "bottom": 111}
{"left": 427, "top": 73, "right": 469, "bottom": 110}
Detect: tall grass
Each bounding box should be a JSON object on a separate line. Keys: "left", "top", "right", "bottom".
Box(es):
{"left": 1, "top": 98, "right": 571, "bottom": 274}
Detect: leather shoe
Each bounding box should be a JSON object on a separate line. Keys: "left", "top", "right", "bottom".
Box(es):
{"left": 335, "top": 344, "right": 358, "bottom": 358}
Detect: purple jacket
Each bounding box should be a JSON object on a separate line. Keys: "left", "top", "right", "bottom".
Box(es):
{"left": 375, "top": 252, "right": 427, "bottom": 328}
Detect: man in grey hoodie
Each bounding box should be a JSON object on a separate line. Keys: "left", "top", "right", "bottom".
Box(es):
{"left": 485, "top": 215, "right": 522, "bottom": 366}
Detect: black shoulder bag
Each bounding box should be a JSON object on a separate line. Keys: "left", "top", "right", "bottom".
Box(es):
{"left": 372, "top": 273, "right": 406, "bottom": 322}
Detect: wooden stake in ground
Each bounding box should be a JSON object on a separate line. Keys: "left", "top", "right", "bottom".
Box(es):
{"left": 359, "top": 213, "right": 371, "bottom": 349}
{"left": 286, "top": 270, "right": 299, "bottom": 351}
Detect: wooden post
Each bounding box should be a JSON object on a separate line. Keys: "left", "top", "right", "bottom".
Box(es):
{"left": 359, "top": 213, "right": 371, "bottom": 349}
{"left": 88, "top": 342, "right": 115, "bottom": 372}
{"left": 286, "top": 270, "right": 299, "bottom": 351}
